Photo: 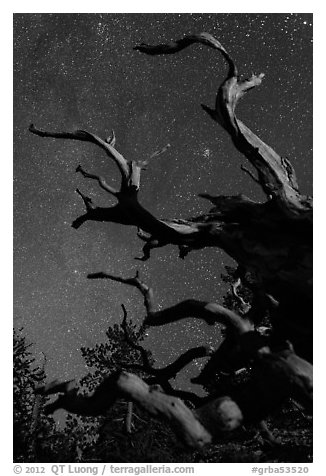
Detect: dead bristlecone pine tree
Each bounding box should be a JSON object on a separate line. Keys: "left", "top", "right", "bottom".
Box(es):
{"left": 30, "top": 33, "right": 312, "bottom": 450}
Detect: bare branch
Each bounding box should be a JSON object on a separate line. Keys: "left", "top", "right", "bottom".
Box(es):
{"left": 144, "top": 300, "right": 252, "bottom": 334}
{"left": 36, "top": 346, "right": 312, "bottom": 447}
{"left": 105, "top": 129, "right": 116, "bottom": 147}
{"left": 29, "top": 33, "right": 312, "bottom": 364}
{"left": 134, "top": 32, "right": 237, "bottom": 77}
{"left": 87, "top": 271, "right": 252, "bottom": 334}
{"left": 38, "top": 371, "right": 213, "bottom": 448}
{"left": 118, "top": 303, "right": 214, "bottom": 399}
{"left": 125, "top": 346, "right": 213, "bottom": 381}
{"left": 148, "top": 143, "right": 171, "bottom": 161}
{"left": 134, "top": 34, "right": 312, "bottom": 221}
{"left": 29, "top": 124, "right": 130, "bottom": 182}
{"left": 240, "top": 164, "right": 261, "bottom": 185}
{"left": 231, "top": 278, "right": 251, "bottom": 314}
{"left": 75, "top": 165, "right": 119, "bottom": 197}
{"left": 88, "top": 271, "right": 154, "bottom": 315}
{"left": 152, "top": 346, "right": 214, "bottom": 380}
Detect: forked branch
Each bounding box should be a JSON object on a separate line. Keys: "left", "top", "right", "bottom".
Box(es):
{"left": 134, "top": 33, "right": 312, "bottom": 221}
{"left": 36, "top": 342, "right": 312, "bottom": 449}
{"left": 29, "top": 124, "right": 130, "bottom": 185}
{"left": 88, "top": 271, "right": 252, "bottom": 334}
{"left": 119, "top": 304, "right": 213, "bottom": 406}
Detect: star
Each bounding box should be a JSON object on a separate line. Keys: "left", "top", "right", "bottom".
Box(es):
{"left": 14, "top": 13, "right": 312, "bottom": 386}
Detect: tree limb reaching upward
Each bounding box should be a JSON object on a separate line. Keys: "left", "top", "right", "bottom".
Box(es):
{"left": 120, "top": 304, "right": 213, "bottom": 380}
{"left": 36, "top": 278, "right": 312, "bottom": 445}
{"left": 134, "top": 32, "right": 311, "bottom": 221}
{"left": 30, "top": 34, "right": 311, "bottom": 329}
{"left": 119, "top": 304, "right": 212, "bottom": 406}
{"left": 36, "top": 343, "right": 312, "bottom": 448}
{"left": 88, "top": 271, "right": 253, "bottom": 333}
{"left": 30, "top": 31, "right": 312, "bottom": 451}
{"left": 28, "top": 123, "right": 209, "bottom": 250}
{"left": 29, "top": 124, "right": 130, "bottom": 184}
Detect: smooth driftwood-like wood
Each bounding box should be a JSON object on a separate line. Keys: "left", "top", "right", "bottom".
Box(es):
{"left": 88, "top": 271, "right": 253, "bottom": 333}
{"left": 87, "top": 271, "right": 312, "bottom": 409}
{"left": 30, "top": 34, "right": 312, "bottom": 360}
{"left": 133, "top": 34, "right": 312, "bottom": 313}
{"left": 90, "top": 273, "right": 258, "bottom": 397}
{"left": 36, "top": 340, "right": 311, "bottom": 449}
{"left": 30, "top": 32, "right": 312, "bottom": 449}
{"left": 135, "top": 33, "right": 312, "bottom": 221}
{"left": 36, "top": 371, "right": 213, "bottom": 448}
{"left": 118, "top": 303, "right": 211, "bottom": 406}
{"left": 35, "top": 370, "right": 242, "bottom": 448}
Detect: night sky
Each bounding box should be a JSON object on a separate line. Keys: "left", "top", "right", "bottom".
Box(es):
{"left": 13, "top": 13, "right": 313, "bottom": 390}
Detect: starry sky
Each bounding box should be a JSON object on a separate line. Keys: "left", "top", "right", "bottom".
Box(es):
{"left": 13, "top": 13, "right": 313, "bottom": 390}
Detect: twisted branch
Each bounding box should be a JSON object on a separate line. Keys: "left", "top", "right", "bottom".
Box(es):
{"left": 134, "top": 33, "right": 312, "bottom": 221}
{"left": 29, "top": 124, "right": 130, "bottom": 184}
{"left": 88, "top": 271, "right": 252, "bottom": 333}
{"left": 35, "top": 344, "right": 312, "bottom": 448}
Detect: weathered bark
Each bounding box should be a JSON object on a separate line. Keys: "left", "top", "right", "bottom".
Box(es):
{"left": 119, "top": 303, "right": 212, "bottom": 406}
{"left": 135, "top": 33, "right": 311, "bottom": 220}
{"left": 123, "top": 344, "right": 213, "bottom": 382}
{"left": 30, "top": 32, "right": 312, "bottom": 449}
{"left": 132, "top": 33, "right": 312, "bottom": 358}
{"left": 88, "top": 271, "right": 253, "bottom": 333}
{"left": 87, "top": 272, "right": 312, "bottom": 425}
{"left": 36, "top": 372, "right": 213, "bottom": 448}
{"left": 29, "top": 33, "right": 312, "bottom": 359}
{"left": 37, "top": 264, "right": 312, "bottom": 450}
{"left": 36, "top": 341, "right": 312, "bottom": 449}
{"left": 28, "top": 124, "right": 184, "bottom": 245}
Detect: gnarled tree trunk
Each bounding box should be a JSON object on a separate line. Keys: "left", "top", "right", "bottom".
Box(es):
{"left": 31, "top": 32, "right": 312, "bottom": 450}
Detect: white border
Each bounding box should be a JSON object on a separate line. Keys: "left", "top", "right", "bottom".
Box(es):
{"left": 6, "top": 3, "right": 322, "bottom": 474}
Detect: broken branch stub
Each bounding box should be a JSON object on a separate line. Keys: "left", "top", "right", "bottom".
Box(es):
{"left": 87, "top": 271, "right": 252, "bottom": 332}
{"left": 134, "top": 33, "right": 312, "bottom": 222}
{"left": 30, "top": 33, "right": 313, "bottom": 435}
{"left": 36, "top": 340, "right": 312, "bottom": 449}
{"left": 132, "top": 33, "right": 312, "bottom": 356}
